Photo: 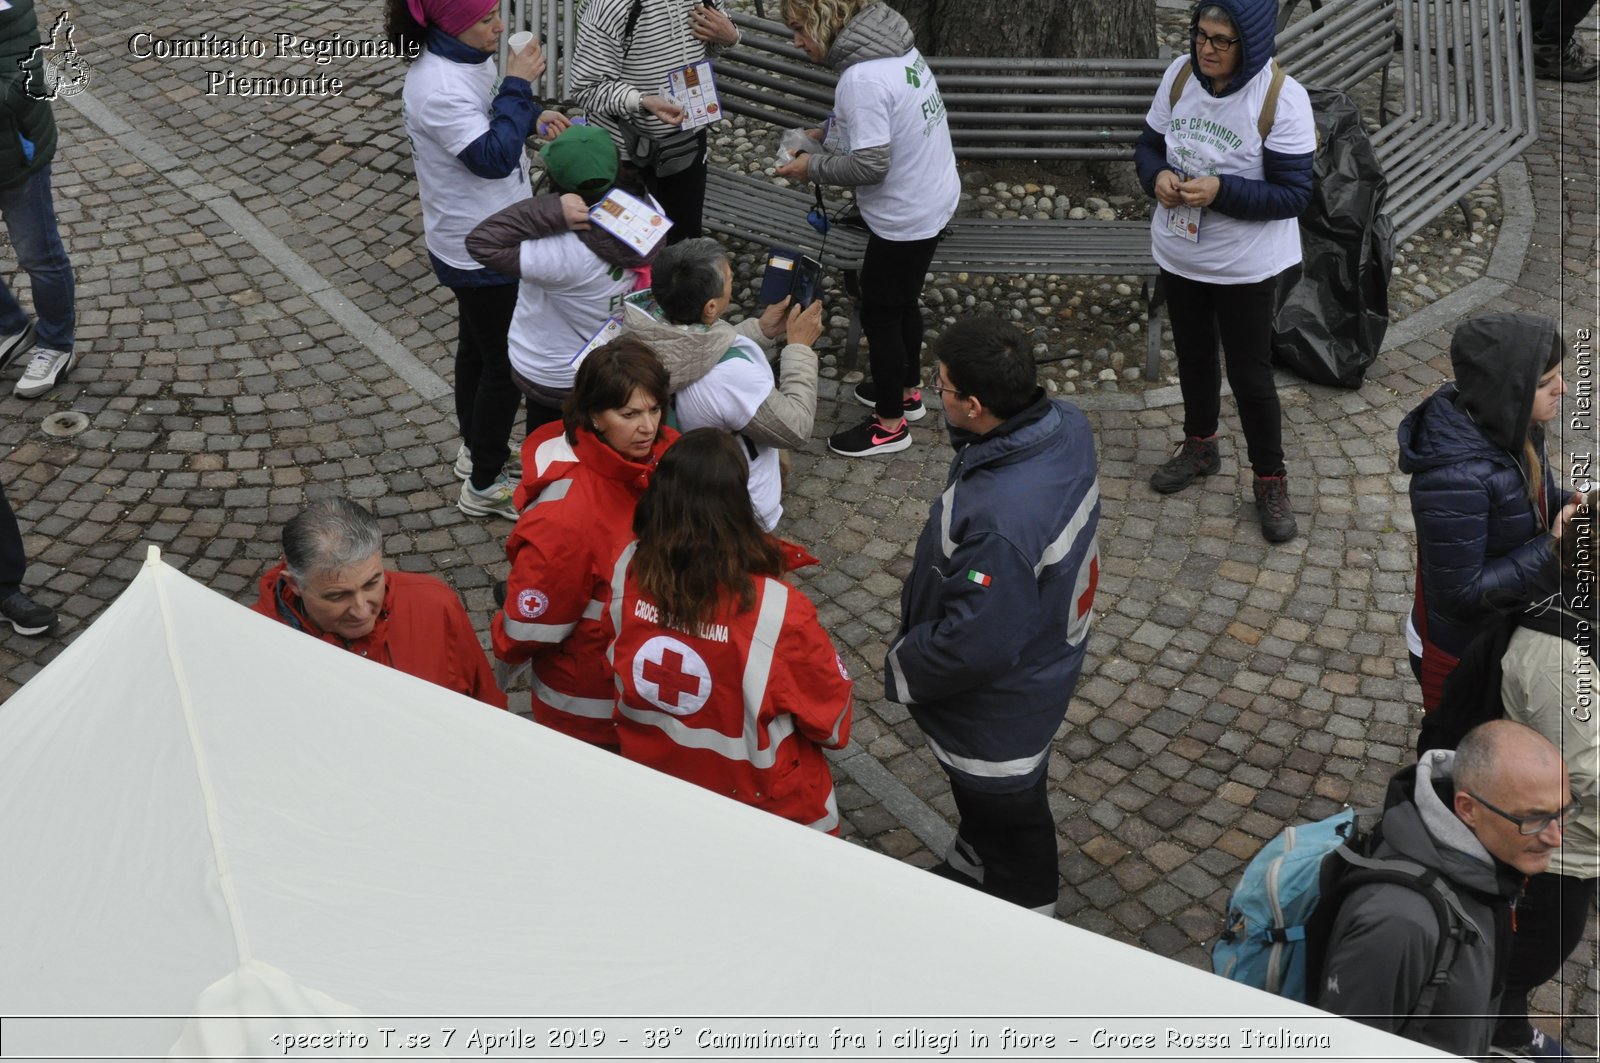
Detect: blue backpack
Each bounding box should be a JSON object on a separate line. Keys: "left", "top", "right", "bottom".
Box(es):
{"left": 1213, "top": 806, "right": 1469, "bottom": 1022}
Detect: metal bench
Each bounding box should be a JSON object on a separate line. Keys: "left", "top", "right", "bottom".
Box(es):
{"left": 711, "top": 11, "right": 1173, "bottom": 373}
{"left": 501, "top": 0, "right": 1539, "bottom": 377}
{"left": 1276, "top": 0, "right": 1539, "bottom": 241}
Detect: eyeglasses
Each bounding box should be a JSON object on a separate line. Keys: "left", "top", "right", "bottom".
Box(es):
{"left": 1191, "top": 29, "right": 1240, "bottom": 51}
{"left": 1467, "top": 790, "right": 1581, "bottom": 835}
{"left": 924, "top": 375, "right": 964, "bottom": 399}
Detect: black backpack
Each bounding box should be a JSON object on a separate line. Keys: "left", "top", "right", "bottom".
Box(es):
{"left": 1301, "top": 807, "right": 1476, "bottom": 1028}
{"left": 1417, "top": 602, "right": 1591, "bottom": 757}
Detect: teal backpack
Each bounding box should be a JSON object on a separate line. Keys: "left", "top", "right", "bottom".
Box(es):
{"left": 1212, "top": 806, "right": 1471, "bottom": 1023}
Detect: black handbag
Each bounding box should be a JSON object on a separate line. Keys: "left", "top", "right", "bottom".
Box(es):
{"left": 615, "top": 116, "right": 702, "bottom": 178}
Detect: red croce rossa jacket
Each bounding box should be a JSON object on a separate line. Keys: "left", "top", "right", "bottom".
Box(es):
{"left": 252, "top": 563, "right": 507, "bottom": 709}
{"left": 493, "top": 419, "right": 678, "bottom": 748}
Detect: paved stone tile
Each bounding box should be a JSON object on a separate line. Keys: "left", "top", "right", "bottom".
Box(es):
{"left": 0, "top": 1, "right": 1593, "bottom": 1048}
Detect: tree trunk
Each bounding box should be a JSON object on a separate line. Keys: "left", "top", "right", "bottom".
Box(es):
{"left": 894, "top": 0, "right": 1157, "bottom": 59}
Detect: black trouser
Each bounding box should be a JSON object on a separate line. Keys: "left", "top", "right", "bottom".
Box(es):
{"left": 642, "top": 131, "right": 708, "bottom": 245}
{"left": 1495, "top": 869, "right": 1596, "bottom": 1043}
{"left": 0, "top": 481, "right": 26, "bottom": 599}
{"left": 937, "top": 773, "right": 1058, "bottom": 910}
{"left": 861, "top": 230, "right": 940, "bottom": 422}
{"left": 511, "top": 366, "right": 567, "bottom": 436}
{"left": 1161, "top": 266, "right": 1294, "bottom": 477}
{"left": 449, "top": 282, "right": 521, "bottom": 489}
{"left": 1534, "top": 0, "right": 1598, "bottom": 42}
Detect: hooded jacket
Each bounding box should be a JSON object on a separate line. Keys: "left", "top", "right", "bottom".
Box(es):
{"left": 885, "top": 394, "right": 1101, "bottom": 793}
{"left": 493, "top": 419, "right": 678, "bottom": 748}
{"left": 803, "top": 2, "right": 959, "bottom": 239}
{"left": 1318, "top": 751, "right": 1522, "bottom": 1058}
{"left": 1132, "top": 0, "right": 1314, "bottom": 223}
{"left": 0, "top": 0, "right": 58, "bottom": 189}
{"left": 251, "top": 563, "right": 507, "bottom": 710}
{"left": 800, "top": 3, "right": 914, "bottom": 189}
{"left": 1399, "top": 313, "right": 1563, "bottom": 665}
{"left": 622, "top": 300, "right": 819, "bottom": 450}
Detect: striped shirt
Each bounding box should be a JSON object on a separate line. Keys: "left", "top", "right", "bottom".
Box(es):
{"left": 568, "top": 0, "right": 737, "bottom": 149}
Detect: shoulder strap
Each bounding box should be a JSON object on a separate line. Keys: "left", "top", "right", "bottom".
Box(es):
{"left": 1169, "top": 63, "right": 1192, "bottom": 111}
{"left": 1315, "top": 848, "right": 1480, "bottom": 1028}
{"left": 1518, "top": 603, "right": 1596, "bottom": 660}
{"left": 1170, "top": 60, "right": 1284, "bottom": 142}
{"left": 1258, "top": 59, "right": 1285, "bottom": 141}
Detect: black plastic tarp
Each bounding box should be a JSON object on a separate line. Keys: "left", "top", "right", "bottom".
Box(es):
{"left": 1271, "top": 87, "right": 1395, "bottom": 389}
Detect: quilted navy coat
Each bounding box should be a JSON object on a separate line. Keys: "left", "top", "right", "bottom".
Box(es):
{"left": 1398, "top": 314, "right": 1564, "bottom": 676}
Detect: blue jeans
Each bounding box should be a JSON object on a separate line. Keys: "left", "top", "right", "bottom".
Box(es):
{"left": 0, "top": 164, "right": 74, "bottom": 351}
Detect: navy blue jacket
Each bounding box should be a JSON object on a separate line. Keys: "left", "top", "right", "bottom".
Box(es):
{"left": 1133, "top": 0, "right": 1312, "bottom": 221}
{"left": 1399, "top": 313, "right": 1564, "bottom": 657}
{"left": 886, "top": 394, "right": 1100, "bottom": 794}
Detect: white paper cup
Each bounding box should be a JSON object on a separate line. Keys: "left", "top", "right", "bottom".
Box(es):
{"left": 507, "top": 31, "right": 535, "bottom": 52}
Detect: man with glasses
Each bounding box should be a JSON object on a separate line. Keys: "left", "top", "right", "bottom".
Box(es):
{"left": 1318, "top": 720, "right": 1572, "bottom": 1058}
{"left": 885, "top": 316, "right": 1100, "bottom": 915}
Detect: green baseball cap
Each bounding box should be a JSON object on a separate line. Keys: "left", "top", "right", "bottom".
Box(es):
{"left": 540, "top": 124, "right": 618, "bottom": 205}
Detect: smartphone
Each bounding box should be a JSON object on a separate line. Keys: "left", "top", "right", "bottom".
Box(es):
{"left": 759, "top": 247, "right": 822, "bottom": 307}
{"left": 790, "top": 254, "right": 822, "bottom": 308}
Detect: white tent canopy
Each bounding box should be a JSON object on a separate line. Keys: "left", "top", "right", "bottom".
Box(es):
{"left": 0, "top": 553, "right": 1450, "bottom": 1059}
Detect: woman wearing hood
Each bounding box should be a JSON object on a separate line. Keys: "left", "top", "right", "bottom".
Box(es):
{"left": 1135, "top": 0, "right": 1315, "bottom": 543}
{"left": 774, "top": 0, "right": 960, "bottom": 459}
{"left": 1399, "top": 312, "right": 1580, "bottom": 712}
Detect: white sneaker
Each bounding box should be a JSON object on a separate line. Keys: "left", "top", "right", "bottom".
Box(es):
{"left": 14, "top": 347, "right": 72, "bottom": 398}
{"left": 0, "top": 322, "right": 34, "bottom": 372}
{"left": 455, "top": 442, "right": 523, "bottom": 482}
{"left": 458, "top": 474, "right": 518, "bottom": 520}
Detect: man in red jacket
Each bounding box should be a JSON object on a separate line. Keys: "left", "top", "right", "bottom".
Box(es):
{"left": 251, "top": 497, "right": 506, "bottom": 709}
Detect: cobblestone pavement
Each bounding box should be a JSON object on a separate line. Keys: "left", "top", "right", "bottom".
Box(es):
{"left": 2, "top": 0, "right": 1597, "bottom": 1047}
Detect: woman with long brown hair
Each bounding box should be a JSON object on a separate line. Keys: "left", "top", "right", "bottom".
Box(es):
{"left": 603, "top": 428, "right": 853, "bottom": 832}
{"left": 1399, "top": 313, "right": 1582, "bottom": 711}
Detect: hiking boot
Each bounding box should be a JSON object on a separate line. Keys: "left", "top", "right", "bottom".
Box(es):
{"left": 13, "top": 347, "right": 73, "bottom": 398}
{"left": 828, "top": 416, "right": 911, "bottom": 457}
{"left": 0, "top": 322, "right": 34, "bottom": 372}
{"left": 458, "top": 474, "right": 518, "bottom": 520}
{"left": 1490, "top": 1029, "right": 1575, "bottom": 1061}
{"left": 1534, "top": 33, "right": 1599, "bottom": 81}
{"left": 1253, "top": 474, "right": 1299, "bottom": 543}
{"left": 1149, "top": 435, "right": 1221, "bottom": 494}
{"left": 454, "top": 443, "right": 522, "bottom": 482}
{"left": 0, "top": 591, "right": 57, "bottom": 636}
{"left": 852, "top": 379, "right": 926, "bottom": 422}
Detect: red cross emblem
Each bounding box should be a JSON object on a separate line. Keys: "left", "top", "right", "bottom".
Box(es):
{"left": 632, "top": 636, "right": 712, "bottom": 716}
{"left": 642, "top": 648, "right": 703, "bottom": 708}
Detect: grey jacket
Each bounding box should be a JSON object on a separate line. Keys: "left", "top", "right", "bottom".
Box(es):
{"left": 1318, "top": 750, "right": 1522, "bottom": 1058}
{"left": 803, "top": 3, "right": 915, "bottom": 188}
{"left": 620, "top": 304, "right": 818, "bottom": 449}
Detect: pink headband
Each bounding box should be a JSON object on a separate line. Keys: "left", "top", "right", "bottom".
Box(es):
{"left": 408, "top": 0, "right": 499, "bottom": 39}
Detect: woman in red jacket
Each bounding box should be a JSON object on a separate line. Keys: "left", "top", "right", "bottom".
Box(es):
{"left": 603, "top": 428, "right": 853, "bottom": 832}
{"left": 493, "top": 337, "right": 676, "bottom": 748}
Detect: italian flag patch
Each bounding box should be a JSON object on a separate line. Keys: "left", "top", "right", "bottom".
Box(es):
{"left": 966, "top": 570, "right": 992, "bottom": 586}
